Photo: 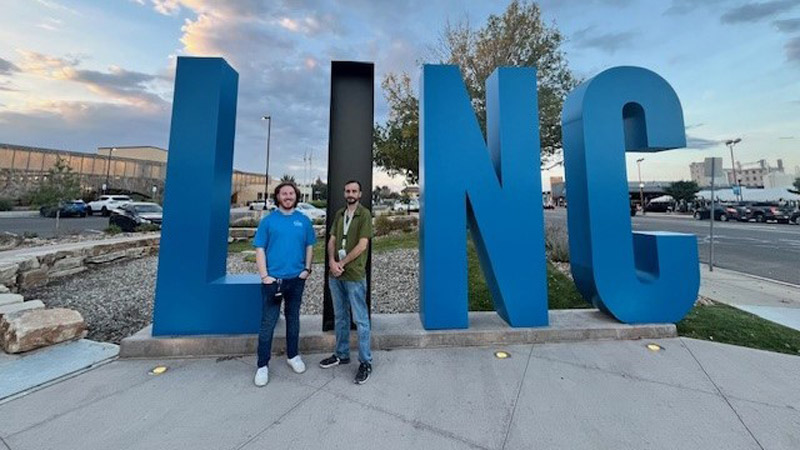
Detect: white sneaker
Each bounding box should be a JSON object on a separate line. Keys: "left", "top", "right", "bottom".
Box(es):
{"left": 287, "top": 355, "right": 306, "bottom": 374}
{"left": 254, "top": 366, "right": 269, "bottom": 387}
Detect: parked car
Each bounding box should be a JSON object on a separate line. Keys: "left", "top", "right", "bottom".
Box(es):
{"left": 109, "top": 202, "right": 163, "bottom": 231}
{"left": 644, "top": 201, "right": 673, "bottom": 213}
{"left": 790, "top": 210, "right": 800, "bottom": 225}
{"left": 87, "top": 195, "right": 132, "bottom": 216}
{"left": 736, "top": 202, "right": 791, "bottom": 223}
{"left": 408, "top": 199, "right": 420, "bottom": 212}
{"left": 296, "top": 202, "right": 326, "bottom": 221}
{"left": 693, "top": 205, "right": 737, "bottom": 221}
{"left": 248, "top": 200, "right": 275, "bottom": 211}
{"left": 39, "top": 200, "right": 87, "bottom": 218}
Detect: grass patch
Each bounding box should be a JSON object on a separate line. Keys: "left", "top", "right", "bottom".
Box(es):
{"left": 372, "top": 232, "right": 419, "bottom": 254}
{"left": 677, "top": 303, "right": 800, "bottom": 356}
{"left": 228, "top": 240, "right": 252, "bottom": 253}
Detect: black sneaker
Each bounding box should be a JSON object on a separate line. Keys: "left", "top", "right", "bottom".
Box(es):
{"left": 354, "top": 362, "right": 372, "bottom": 384}
{"left": 319, "top": 355, "right": 350, "bottom": 369}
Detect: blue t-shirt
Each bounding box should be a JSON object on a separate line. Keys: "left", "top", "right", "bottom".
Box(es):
{"left": 253, "top": 210, "right": 316, "bottom": 279}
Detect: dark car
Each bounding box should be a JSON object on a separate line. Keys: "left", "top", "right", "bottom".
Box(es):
{"left": 109, "top": 202, "right": 163, "bottom": 232}
{"left": 644, "top": 202, "right": 672, "bottom": 213}
{"left": 737, "top": 203, "right": 791, "bottom": 223}
{"left": 693, "top": 204, "right": 738, "bottom": 221}
{"left": 39, "top": 200, "right": 87, "bottom": 218}
{"left": 789, "top": 209, "right": 800, "bottom": 225}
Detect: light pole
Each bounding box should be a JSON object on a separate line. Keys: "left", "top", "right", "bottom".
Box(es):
{"left": 104, "top": 147, "right": 115, "bottom": 194}
{"left": 262, "top": 115, "right": 272, "bottom": 210}
{"left": 725, "top": 138, "right": 742, "bottom": 201}
{"left": 636, "top": 158, "right": 645, "bottom": 215}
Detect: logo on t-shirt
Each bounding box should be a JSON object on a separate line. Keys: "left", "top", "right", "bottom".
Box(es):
{"left": 293, "top": 220, "right": 303, "bottom": 227}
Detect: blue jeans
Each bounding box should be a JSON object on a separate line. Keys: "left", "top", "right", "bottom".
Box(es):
{"left": 257, "top": 277, "right": 305, "bottom": 368}
{"left": 329, "top": 277, "right": 371, "bottom": 364}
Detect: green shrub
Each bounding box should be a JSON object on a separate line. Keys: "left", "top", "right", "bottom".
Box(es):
{"left": 309, "top": 200, "right": 327, "bottom": 209}
{"left": 135, "top": 224, "right": 161, "bottom": 232}
{"left": 105, "top": 225, "right": 122, "bottom": 235}
{"left": 0, "top": 198, "right": 13, "bottom": 211}
{"left": 230, "top": 217, "right": 259, "bottom": 228}
{"left": 22, "top": 231, "right": 38, "bottom": 239}
{"left": 545, "top": 223, "right": 570, "bottom": 263}
{"left": 374, "top": 215, "right": 418, "bottom": 236}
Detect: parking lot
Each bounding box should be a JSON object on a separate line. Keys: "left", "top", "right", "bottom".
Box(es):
{"left": 546, "top": 208, "right": 800, "bottom": 285}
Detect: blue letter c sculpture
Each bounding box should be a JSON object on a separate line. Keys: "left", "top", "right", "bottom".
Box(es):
{"left": 562, "top": 66, "right": 699, "bottom": 324}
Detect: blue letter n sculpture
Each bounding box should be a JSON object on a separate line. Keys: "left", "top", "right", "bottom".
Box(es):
{"left": 562, "top": 66, "right": 699, "bottom": 324}
{"left": 419, "top": 66, "right": 548, "bottom": 330}
{"left": 153, "top": 57, "right": 263, "bottom": 335}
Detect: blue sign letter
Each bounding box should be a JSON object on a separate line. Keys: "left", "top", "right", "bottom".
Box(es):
{"left": 419, "top": 66, "right": 548, "bottom": 330}
{"left": 153, "top": 57, "right": 263, "bottom": 335}
{"left": 562, "top": 66, "right": 699, "bottom": 323}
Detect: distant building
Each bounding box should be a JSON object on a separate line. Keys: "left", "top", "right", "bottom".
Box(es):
{"left": 689, "top": 160, "right": 730, "bottom": 188}
{"left": 98, "top": 146, "right": 167, "bottom": 163}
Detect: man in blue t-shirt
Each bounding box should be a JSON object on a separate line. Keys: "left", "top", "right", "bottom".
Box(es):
{"left": 252, "top": 182, "right": 316, "bottom": 387}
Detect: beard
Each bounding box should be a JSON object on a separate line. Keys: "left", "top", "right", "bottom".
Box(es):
{"left": 346, "top": 197, "right": 358, "bottom": 204}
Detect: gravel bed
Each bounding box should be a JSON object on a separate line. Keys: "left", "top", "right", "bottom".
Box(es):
{"left": 23, "top": 249, "right": 421, "bottom": 344}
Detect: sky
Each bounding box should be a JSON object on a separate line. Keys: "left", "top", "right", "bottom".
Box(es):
{"left": 0, "top": 0, "right": 798, "bottom": 191}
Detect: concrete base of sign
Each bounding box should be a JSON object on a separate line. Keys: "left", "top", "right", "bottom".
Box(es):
{"left": 120, "top": 309, "right": 675, "bottom": 359}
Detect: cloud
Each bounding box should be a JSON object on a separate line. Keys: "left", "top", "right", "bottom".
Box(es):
{"left": 0, "top": 100, "right": 169, "bottom": 151}
{"left": 12, "top": 50, "right": 170, "bottom": 110}
{"left": 0, "top": 57, "right": 19, "bottom": 75}
{"left": 572, "top": 27, "right": 637, "bottom": 53}
{"left": 786, "top": 36, "right": 800, "bottom": 62}
{"left": 664, "top": 0, "right": 734, "bottom": 15}
{"left": 720, "top": 0, "right": 800, "bottom": 24}
{"left": 686, "top": 135, "right": 721, "bottom": 149}
{"left": 774, "top": 17, "right": 800, "bottom": 31}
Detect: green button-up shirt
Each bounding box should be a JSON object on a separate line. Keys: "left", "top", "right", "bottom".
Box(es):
{"left": 331, "top": 203, "right": 373, "bottom": 281}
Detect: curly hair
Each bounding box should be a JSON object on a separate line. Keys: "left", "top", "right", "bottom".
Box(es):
{"left": 273, "top": 182, "right": 301, "bottom": 209}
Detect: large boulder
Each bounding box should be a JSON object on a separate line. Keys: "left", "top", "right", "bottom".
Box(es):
{"left": 0, "top": 308, "right": 87, "bottom": 354}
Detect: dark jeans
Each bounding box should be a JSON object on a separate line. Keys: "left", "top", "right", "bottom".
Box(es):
{"left": 257, "top": 277, "right": 305, "bottom": 368}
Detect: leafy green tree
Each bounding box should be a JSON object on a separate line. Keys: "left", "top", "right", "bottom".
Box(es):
{"left": 312, "top": 177, "right": 328, "bottom": 200}
{"left": 29, "top": 157, "right": 80, "bottom": 208}
{"left": 664, "top": 180, "right": 700, "bottom": 204}
{"left": 280, "top": 174, "right": 296, "bottom": 183}
{"left": 374, "top": 0, "right": 578, "bottom": 184}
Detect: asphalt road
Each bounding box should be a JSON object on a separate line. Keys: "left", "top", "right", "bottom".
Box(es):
{"left": 0, "top": 214, "right": 110, "bottom": 238}
{"left": 545, "top": 208, "right": 800, "bottom": 285}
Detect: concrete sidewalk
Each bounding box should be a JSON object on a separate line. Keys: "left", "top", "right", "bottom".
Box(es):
{"left": 1, "top": 337, "right": 798, "bottom": 449}
{"left": 700, "top": 266, "right": 800, "bottom": 331}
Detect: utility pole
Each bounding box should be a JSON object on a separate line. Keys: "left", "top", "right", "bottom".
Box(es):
{"left": 725, "top": 138, "right": 742, "bottom": 201}
{"left": 636, "top": 158, "right": 645, "bottom": 215}
{"left": 262, "top": 115, "right": 271, "bottom": 212}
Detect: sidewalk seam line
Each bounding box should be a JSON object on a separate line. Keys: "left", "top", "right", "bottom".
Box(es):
{"left": 0, "top": 434, "right": 11, "bottom": 450}
{"left": 320, "top": 386, "right": 492, "bottom": 450}
{"left": 528, "top": 353, "right": 719, "bottom": 397}
{"left": 500, "top": 344, "right": 535, "bottom": 450}
{"left": 232, "top": 377, "right": 335, "bottom": 450}
{"left": 679, "top": 339, "right": 766, "bottom": 450}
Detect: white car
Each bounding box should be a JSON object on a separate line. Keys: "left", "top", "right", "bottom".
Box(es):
{"left": 87, "top": 195, "right": 132, "bottom": 216}
{"left": 296, "top": 202, "right": 326, "bottom": 221}
{"left": 249, "top": 200, "right": 276, "bottom": 211}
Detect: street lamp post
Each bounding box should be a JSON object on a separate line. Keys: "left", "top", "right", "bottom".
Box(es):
{"left": 636, "top": 158, "right": 645, "bottom": 216}
{"left": 725, "top": 138, "right": 742, "bottom": 201}
{"left": 104, "top": 147, "right": 115, "bottom": 194}
{"left": 262, "top": 115, "right": 272, "bottom": 211}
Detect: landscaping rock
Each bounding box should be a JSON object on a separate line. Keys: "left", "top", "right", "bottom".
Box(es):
{"left": 0, "top": 300, "right": 45, "bottom": 317}
{"left": 17, "top": 268, "right": 48, "bottom": 290}
{"left": 52, "top": 256, "right": 84, "bottom": 272}
{"left": 0, "top": 263, "right": 19, "bottom": 287}
{"left": 18, "top": 257, "right": 40, "bottom": 272}
{"left": 0, "top": 308, "right": 87, "bottom": 353}
{"left": 0, "top": 293, "right": 24, "bottom": 307}
{"left": 0, "top": 284, "right": 9, "bottom": 293}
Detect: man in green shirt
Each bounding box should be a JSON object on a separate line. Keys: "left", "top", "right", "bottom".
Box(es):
{"left": 319, "top": 180, "right": 374, "bottom": 384}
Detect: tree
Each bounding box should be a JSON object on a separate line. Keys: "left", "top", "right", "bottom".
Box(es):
{"left": 664, "top": 181, "right": 700, "bottom": 204}
{"left": 312, "top": 177, "right": 328, "bottom": 200}
{"left": 280, "top": 174, "right": 296, "bottom": 183}
{"left": 30, "top": 157, "right": 81, "bottom": 208}
{"left": 793, "top": 177, "right": 800, "bottom": 194}
{"left": 374, "top": 0, "right": 578, "bottom": 184}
